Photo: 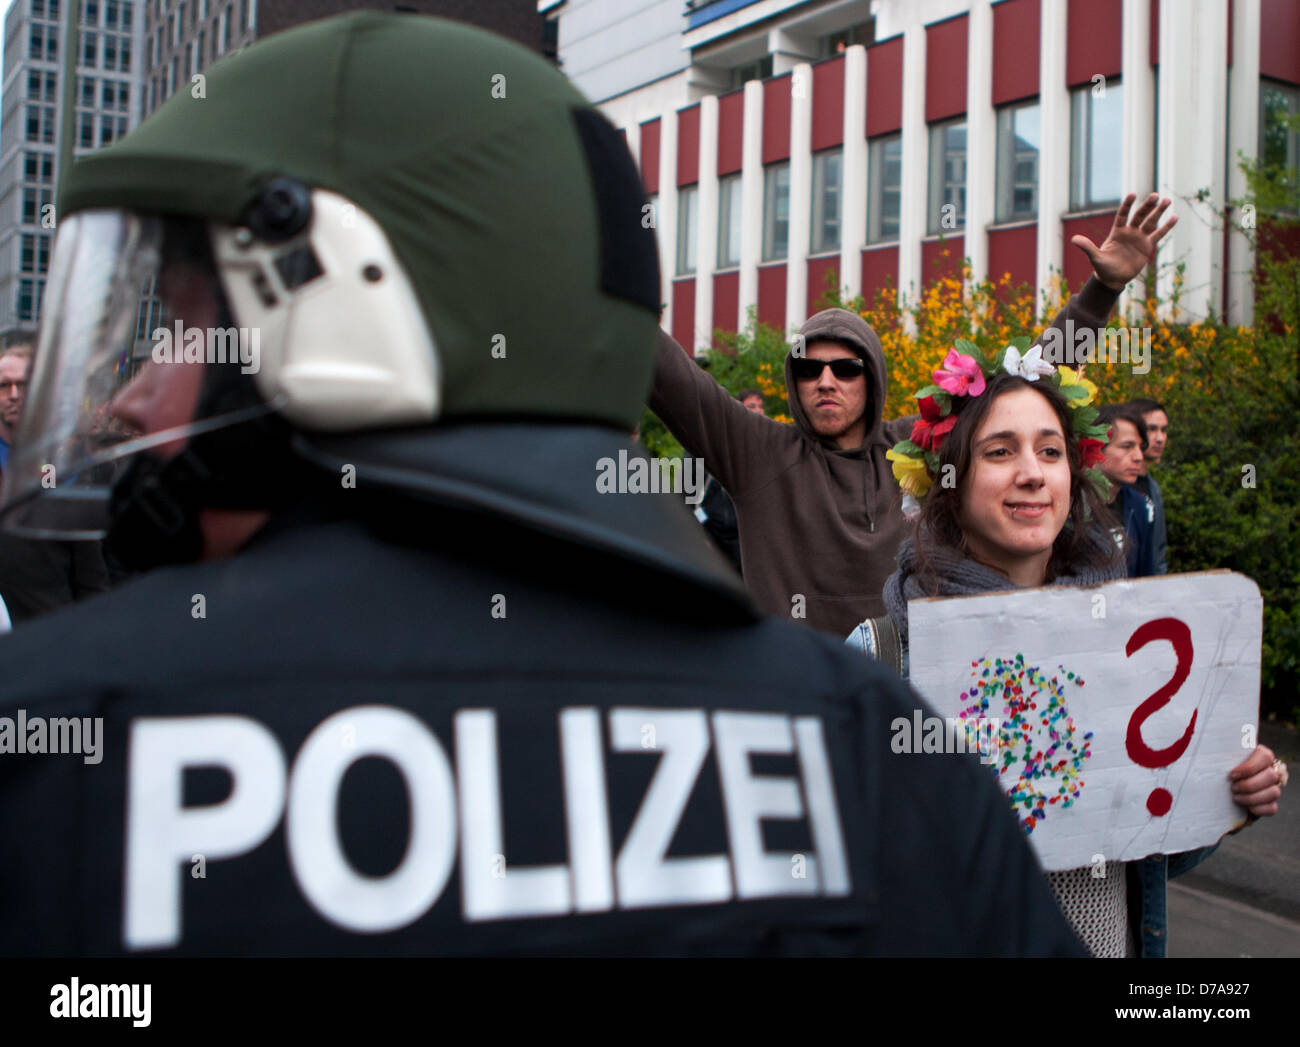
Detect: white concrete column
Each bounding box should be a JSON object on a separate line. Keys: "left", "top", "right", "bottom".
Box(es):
{"left": 785, "top": 62, "right": 813, "bottom": 333}
{"left": 738, "top": 80, "right": 765, "bottom": 326}
{"left": 1120, "top": 0, "right": 1156, "bottom": 321}
{"left": 657, "top": 112, "right": 679, "bottom": 336}
{"left": 898, "top": 25, "right": 927, "bottom": 315}
{"left": 623, "top": 123, "right": 640, "bottom": 174}
{"left": 770, "top": 27, "right": 818, "bottom": 76}
{"left": 1036, "top": 0, "right": 1070, "bottom": 306}
{"left": 840, "top": 44, "right": 868, "bottom": 303}
{"left": 965, "top": 0, "right": 996, "bottom": 287}
{"left": 1156, "top": 0, "right": 1228, "bottom": 319}
{"left": 1226, "top": 0, "right": 1260, "bottom": 327}
{"left": 695, "top": 95, "right": 720, "bottom": 350}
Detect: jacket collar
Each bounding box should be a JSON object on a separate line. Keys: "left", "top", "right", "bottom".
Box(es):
{"left": 293, "top": 422, "right": 759, "bottom": 623}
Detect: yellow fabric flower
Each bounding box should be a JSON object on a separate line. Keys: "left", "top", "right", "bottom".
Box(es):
{"left": 887, "top": 448, "right": 932, "bottom": 498}
{"left": 1057, "top": 366, "right": 1097, "bottom": 406}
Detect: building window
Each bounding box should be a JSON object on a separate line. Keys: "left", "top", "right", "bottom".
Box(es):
{"left": 18, "top": 280, "right": 34, "bottom": 322}
{"left": 867, "top": 134, "right": 901, "bottom": 243}
{"left": 83, "top": 31, "right": 97, "bottom": 66}
{"left": 730, "top": 54, "right": 773, "bottom": 90}
{"left": 1260, "top": 80, "right": 1300, "bottom": 174}
{"left": 820, "top": 18, "right": 875, "bottom": 56}
{"left": 996, "top": 100, "right": 1041, "bottom": 222}
{"left": 121, "top": 37, "right": 131, "bottom": 70}
{"left": 762, "top": 162, "right": 789, "bottom": 261}
{"left": 811, "top": 149, "right": 842, "bottom": 253}
{"left": 676, "top": 184, "right": 698, "bottom": 276}
{"left": 717, "top": 174, "right": 742, "bottom": 269}
{"left": 79, "top": 113, "right": 95, "bottom": 148}
{"left": 105, "top": 35, "right": 118, "bottom": 69}
{"left": 122, "top": 2, "right": 131, "bottom": 29}
{"left": 106, "top": 0, "right": 118, "bottom": 27}
{"left": 47, "top": 27, "right": 59, "bottom": 62}
{"left": 1070, "top": 79, "right": 1123, "bottom": 210}
{"left": 82, "top": 76, "right": 97, "bottom": 107}
{"left": 101, "top": 115, "right": 117, "bottom": 144}
{"left": 928, "top": 119, "right": 967, "bottom": 234}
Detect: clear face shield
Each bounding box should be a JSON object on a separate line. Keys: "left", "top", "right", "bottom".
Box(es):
{"left": 0, "top": 210, "right": 265, "bottom": 539}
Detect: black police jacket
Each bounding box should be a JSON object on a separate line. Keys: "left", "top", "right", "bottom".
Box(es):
{"left": 0, "top": 424, "right": 1085, "bottom": 957}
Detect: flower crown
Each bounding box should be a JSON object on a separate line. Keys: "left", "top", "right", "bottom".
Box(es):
{"left": 886, "top": 336, "right": 1112, "bottom": 512}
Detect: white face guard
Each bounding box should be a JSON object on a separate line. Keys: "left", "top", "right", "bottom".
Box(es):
{"left": 0, "top": 190, "right": 440, "bottom": 540}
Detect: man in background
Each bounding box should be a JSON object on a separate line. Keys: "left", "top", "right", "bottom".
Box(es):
{"left": 0, "top": 346, "right": 110, "bottom": 623}
{"left": 1129, "top": 397, "right": 1169, "bottom": 574}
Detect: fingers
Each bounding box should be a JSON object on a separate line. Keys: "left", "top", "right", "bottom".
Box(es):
{"left": 1232, "top": 768, "right": 1280, "bottom": 796}
{"left": 1149, "top": 213, "right": 1178, "bottom": 247}
{"left": 1126, "top": 191, "right": 1159, "bottom": 228}
{"left": 1234, "top": 784, "right": 1282, "bottom": 815}
{"left": 1230, "top": 745, "right": 1274, "bottom": 779}
{"left": 1070, "top": 234, "right": 1100, "bottom": 262}
{"left": 1112, "top": 192, "right": 1137, "bottom": 230}
{"left": 1141, "top": 196, "right": 1172, "bottom": 233}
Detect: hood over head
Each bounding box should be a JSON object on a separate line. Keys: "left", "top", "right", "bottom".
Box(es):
{"left": 784, "top": 308, "right": 890, "bottom": 452}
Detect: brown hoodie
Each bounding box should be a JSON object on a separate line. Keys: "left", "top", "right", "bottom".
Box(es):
{"left": 648, "top": 277, "right": 1120, "bottom": 635}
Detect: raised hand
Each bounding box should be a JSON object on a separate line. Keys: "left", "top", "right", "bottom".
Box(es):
{"left": 1070, "top": 193, "right": 1178, "bottom": 291}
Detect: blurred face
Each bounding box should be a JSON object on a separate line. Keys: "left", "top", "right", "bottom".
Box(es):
{"left": 1142, "top": 410, "right": 1168, "bottom": 464}
{"left": 0, "top": 352, "right": 30, "bottom": 442}
{"left": 794, "top": 341, "right": 869, "bottom": 449}
{"left": 1102, "top": 419, "right": 1145, "bottom": 487}
{"left": 959, "top": 387, "right": 1072, "bottom": 588}
{"left": 108, "top": 261, "right": 217, "bottom": 458}
{"left": 741, "top": 394, "right": 765, "bottom": 416}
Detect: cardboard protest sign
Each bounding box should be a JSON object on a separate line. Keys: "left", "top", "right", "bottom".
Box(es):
{"left": 908, "top": 571, "right": 1262, "bottom": 872}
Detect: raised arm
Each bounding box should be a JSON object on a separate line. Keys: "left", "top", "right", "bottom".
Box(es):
{"left": 1037, "top": 193, "right": 1178, "bottom": 353}
{"left": 648, "top": 328, "right": 792, "bottom": 496}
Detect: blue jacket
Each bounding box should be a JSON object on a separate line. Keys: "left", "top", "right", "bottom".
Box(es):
{"left": 1116, "top": 484, "right": 1159, "bottom": 577}
{"left": 1133, "top": 473, "right": 1168, "bottom": 574}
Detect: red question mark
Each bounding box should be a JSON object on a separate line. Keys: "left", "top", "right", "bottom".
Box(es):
{"left": 1125, "top": 617, "right": 1196, "bottom": 817}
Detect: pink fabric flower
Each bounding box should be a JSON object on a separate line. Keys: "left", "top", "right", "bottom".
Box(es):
{"left": 933, "top": 349, "right": 986, "bottom": 398}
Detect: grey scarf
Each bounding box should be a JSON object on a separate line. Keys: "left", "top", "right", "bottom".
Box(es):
{"left": 882, "top": 534, "right": 1124, "bottom": 646}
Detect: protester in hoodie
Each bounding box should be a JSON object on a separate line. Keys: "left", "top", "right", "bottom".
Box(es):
{"left": 649, "top": 194, "right": 1178, "bottom": 634}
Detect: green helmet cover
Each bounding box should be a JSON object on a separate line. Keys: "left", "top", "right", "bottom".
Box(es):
{"left": 60, "top": 12, "right": 659, "bottom": 431}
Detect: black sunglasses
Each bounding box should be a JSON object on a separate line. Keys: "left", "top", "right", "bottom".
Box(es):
{"left": 790, "top": 357, "right": 866, "bottom": 381}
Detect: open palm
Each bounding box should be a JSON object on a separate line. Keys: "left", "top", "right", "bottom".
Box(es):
{"left": 1071, "top": 193, "right": 1178, "bottom": 290}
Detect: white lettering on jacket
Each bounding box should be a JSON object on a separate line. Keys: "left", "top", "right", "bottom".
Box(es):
{"left": 122, "top": 706, "right": 851, "bottom": 949}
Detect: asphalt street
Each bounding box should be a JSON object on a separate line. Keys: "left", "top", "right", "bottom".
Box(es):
{"left": 1167, "top": 721, "right": 1300, "bottom": 958}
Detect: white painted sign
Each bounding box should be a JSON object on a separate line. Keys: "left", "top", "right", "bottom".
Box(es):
{"left": 908, "top": 571, "right": 1262, "bottom": 871}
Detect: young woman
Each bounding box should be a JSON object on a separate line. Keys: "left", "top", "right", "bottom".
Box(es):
{"left": 849, "top": 345, "right": 1285, "bottom": 957}
{"left": 1095, "top": 402, "right": 1158, "bottom": 576}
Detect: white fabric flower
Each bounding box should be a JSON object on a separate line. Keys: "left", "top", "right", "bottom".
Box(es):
{"left": 1003, "top": 343, "right": 1055, "bottom": 381}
